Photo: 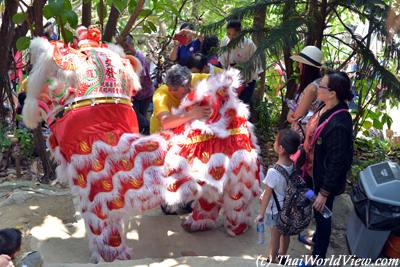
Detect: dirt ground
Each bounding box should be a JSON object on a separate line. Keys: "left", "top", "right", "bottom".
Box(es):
{"left": 0, "top": 179, "right": 352, "bottom": 265}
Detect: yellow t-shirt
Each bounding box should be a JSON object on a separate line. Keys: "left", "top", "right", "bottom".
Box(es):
{"left": 149, "top": 73, "right": 209, "bottom": 133}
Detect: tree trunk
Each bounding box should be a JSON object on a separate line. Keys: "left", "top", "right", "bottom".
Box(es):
{"left": 102, "top": 6, "right": 120, "bottom": 42}
{"left": 278, "top": 0, "right": 297, "bottom": 128}
{"left": 119, "top": 0, "right": 145, "bottom": 41}
{"left": 13, "top": 0, "right": 46, "bottom": 48}
{"left": 82, "top": 0, "right": 92, "bottom": 27}
{"left": 305, "top": 0, "right": 327, "bottom": 48}
{"left": 32, "top": 127, "right": 55, "bottom": 183}
{"left": 33, "top": 0, "right": 45, "bottom": 36}
{"left": 252, "top": 5, "right": 266, "bottom": 105}
{"left": 0, "top": 0, "right": 19, "bottom": 122}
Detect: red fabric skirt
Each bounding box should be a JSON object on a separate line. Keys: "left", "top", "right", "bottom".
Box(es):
{"left": 49, "top": 103, "right": 138, "bottom": 161}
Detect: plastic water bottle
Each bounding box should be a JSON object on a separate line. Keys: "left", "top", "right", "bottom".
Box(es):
{"left": 256, "top": 220, "right": 265, "bottom": 245}
{"left": 304, "top": 189, "right": 332, "bottom": 219}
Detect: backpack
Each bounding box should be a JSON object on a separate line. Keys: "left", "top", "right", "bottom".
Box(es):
{"left": 272, "top": 164, "right": 312, "bottom": 236}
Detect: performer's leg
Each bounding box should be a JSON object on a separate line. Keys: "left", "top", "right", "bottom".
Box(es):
{"left": 182, "top": 186, "right": 221, "bottom": 232}
{"left": 222, "top": 197, "right": 252, "bottom": 236}
{"left": 222, "top": 180, "right": 254, "bottom": 236}
{"left": 84, "top": 210, "right": 132, "bottom": 262}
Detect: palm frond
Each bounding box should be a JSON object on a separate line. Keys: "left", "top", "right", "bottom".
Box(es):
{"left": 200, "top": 0, "right": 285, "bottom": 35}
{"left": 238, "top": 16, "right": 304, "bottom": 81}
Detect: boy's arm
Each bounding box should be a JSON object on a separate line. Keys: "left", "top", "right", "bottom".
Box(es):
{"left": 255, "top": 186, "right": 273, "bottom": 221}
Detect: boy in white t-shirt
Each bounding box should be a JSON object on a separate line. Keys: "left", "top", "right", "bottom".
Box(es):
{"left": 255, "top": 129, "right": 301, "bottom": 263}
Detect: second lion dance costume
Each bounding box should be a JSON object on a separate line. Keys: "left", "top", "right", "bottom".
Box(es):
{"left": 23, "top": 26, "right": 261, "bottom": 262}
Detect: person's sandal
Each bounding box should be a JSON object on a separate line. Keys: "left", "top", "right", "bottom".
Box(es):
{"left": 298, "top": 233, "right": 314, "bottom": 247}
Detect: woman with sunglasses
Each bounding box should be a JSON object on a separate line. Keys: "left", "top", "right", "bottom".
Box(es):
{"left": 300, "top": 71, "right": 354, "bottom": 265}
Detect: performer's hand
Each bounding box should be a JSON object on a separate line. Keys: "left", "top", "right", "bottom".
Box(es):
{"left": 313, "top": 193, "right": 327, "bottom": 212}
{"left": 189, "top": 105, "right": 211, "bottom": 120}
{"left": 255, "top": 214, "right": 264, "bottom": 224}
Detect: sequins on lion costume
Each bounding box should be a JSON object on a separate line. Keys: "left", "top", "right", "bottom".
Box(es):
{"left": 22, "top": 27, "right": 261, "bottom": 263}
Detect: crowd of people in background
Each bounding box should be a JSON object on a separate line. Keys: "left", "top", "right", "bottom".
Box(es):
{"left": 3, "top": 17, "right": 358, "bottom": 267}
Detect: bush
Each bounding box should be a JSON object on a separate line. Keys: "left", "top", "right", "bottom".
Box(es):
{"left": 350, "top": 137, "right": 399, "bottom": 183}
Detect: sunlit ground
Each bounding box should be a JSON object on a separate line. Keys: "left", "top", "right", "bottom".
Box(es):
{"left": 28, "top": 201, "right": 314, "bottom": 264}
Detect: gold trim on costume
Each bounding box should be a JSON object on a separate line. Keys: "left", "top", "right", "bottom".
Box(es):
{"left": 184, "top": 127, "right": 249, "bottom": 144}
{"left": 64, "top": 97, "right": 132, "bottom": 113}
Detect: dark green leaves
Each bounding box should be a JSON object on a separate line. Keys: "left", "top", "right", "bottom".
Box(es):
{"left": 147, "top": 21, "right": 157, "bottom": 32}
{"left": 128, "top": 0, "right": 137, "bottom": 13}
{"left": 47, "top": 0, "right": 65, "bottom": 16}
{"left": 113, "top": 0, "right": 128, "bottom": 13}
{"left": 12, "top": 13, "right": 27, "bottom": 25}
{"left": 65, "top": 10, "right": 78, "bottom": 28}
{"left": 64, "top": 29, "right": 74, "bottom": 42}
{"left": 16, "top": 37, "right": 31, "bottom": 51}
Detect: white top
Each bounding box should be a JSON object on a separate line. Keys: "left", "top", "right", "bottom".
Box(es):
{"left": 208, "top": 63, "right": 217, "bottom": 75}
{"left": 262, "top": 163, "right": 294, "bottom": 215}
{"left": 219, "top": 37, "right": 261, "bottom": 82}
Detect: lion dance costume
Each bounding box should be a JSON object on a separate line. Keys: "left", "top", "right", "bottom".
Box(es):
{"left": 23, "top": 26, "right": 261, "bottom": 262}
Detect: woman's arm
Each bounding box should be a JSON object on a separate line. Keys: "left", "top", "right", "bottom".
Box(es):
{"left": 290, "top": 84, "right": 318, "bottom": 122}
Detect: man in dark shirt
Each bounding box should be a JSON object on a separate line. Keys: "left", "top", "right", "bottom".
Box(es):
{"left": 169, "top": 23, "right": 203, "bottom": 67}
{"left": 123, "top": 34, "right": 154, "bottom": 135}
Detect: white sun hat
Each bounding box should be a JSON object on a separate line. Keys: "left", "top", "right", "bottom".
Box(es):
{"left": 290, "top": 46, "right": 323, "bottom": 68}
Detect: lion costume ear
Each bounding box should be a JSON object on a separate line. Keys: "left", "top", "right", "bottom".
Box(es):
{"left": 125, "top": 55, "right": 142, "bottom": 75}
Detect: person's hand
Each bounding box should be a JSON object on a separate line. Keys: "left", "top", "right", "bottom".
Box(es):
{"left": 179, "top": 28, "right": 193, "bottom": 36}
{"left": 255, "top": 214, "right": 264, "bottom": 224}
{"left": 189, "top": 105, "right": 211, "bottom": 120}
{"left": 313, "top": 193, "right": 327, "bottom": 212}
{"left": 0, "top": 255, "right": 14, "bottom": 267}
{"left": 173, "top": 40, "right": 180, "bottom": 48}
{"left": 287, "top": 111, "right": 296, "bottom": 123}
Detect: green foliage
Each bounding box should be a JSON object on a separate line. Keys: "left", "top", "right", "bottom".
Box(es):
{"left": 350, "top": 137, "right": 396, "bottom": 183}
{"left": 14, "top": 128, "right": 35, "bottom": 160}
{"left": 12, "top": 12, "right": 27, "bottom": 25}
{"left": 112, "top": 0, "right": 128, "bottom": 13}
{"left": 255, "top": 78, "right": 281, "bottom": 140}
{"left": 0, "top": 124, "right": 12, "bottom": 153}
{"left": 43, "top": 0, "right": 79, "bottom": 41}
{"left": 16, "top": 36, "right": 31, "bottom": 51}
{"left": 358, "top": 108, "right": 393, "bottom": 137}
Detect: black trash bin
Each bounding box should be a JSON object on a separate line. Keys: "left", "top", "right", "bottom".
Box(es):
{"left": 347, "top": 161, "right": 400, "bottom": 259}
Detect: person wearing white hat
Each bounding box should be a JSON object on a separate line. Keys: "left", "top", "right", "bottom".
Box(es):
{"left": 287, "top": 46, "right": 323, "bottom": 139}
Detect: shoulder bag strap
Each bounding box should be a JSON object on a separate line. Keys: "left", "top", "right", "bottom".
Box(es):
{"left": 311, "top": 109, "right": 348, "bottom": 146}
{"left": 271, "top": 164, "right": 290, "bottom": 212}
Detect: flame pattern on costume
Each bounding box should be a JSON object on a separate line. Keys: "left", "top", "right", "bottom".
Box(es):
{"left": 23, "top": 30, "right": 261, "bottom": 262}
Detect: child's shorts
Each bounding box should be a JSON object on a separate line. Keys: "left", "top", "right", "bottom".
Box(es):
{"left": 265, "top": 213, "right": 278, "bottom": 228}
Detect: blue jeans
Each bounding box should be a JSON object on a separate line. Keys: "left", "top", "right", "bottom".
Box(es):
{"left": 239, "top": 80, "right": 256, "bottom": 106}
{"left": 312, "top": 195, "right": 335, "bottom": 259}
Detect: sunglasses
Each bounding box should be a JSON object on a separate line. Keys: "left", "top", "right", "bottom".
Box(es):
{"left": 318, "top": 85, "right": 330, "bottom": 91}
